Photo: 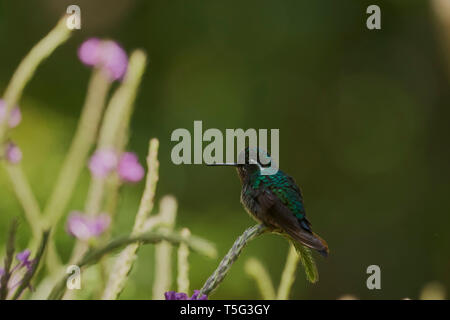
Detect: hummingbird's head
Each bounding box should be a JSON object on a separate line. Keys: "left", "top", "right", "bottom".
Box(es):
{"left": 208, "top": 147, "right": 275, "bottom": 183}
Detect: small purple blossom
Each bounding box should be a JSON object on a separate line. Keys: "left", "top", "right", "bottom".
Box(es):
{"left": 5, "top": 142, "right": 22, "bottom": 164}
{"left": 164, "top": 290, "right": 208, "bottom": 300}
{"left": 190, "top": 290, "right": 208, "bottom": 300}
{"left": 0, "top": 248, "right": 34, "bottom": 292}
{"left": 66, "top": 211, "right": 111, "bottom": 241}
{"left": 16, "top": 249, "right": 33, "bottom": 270}
{"left": 88, "top": 149, "right": 118, "bottom": 178}
{"left": 164, "top": 291, "right": 189, "bottom": 300}
{"left": 117, "top": 152, "right": 145, "bottom": 183}
{"left": 78, "top": 38, "right": 102, "bottom": 66}
{"left": 0, "top": 99, "right": 22, "bottom": 128}
{"left": 78, "top": 38, "right": 128, "bottom": 81}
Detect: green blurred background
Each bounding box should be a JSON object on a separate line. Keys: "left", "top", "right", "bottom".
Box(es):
{"left": 1, "top": 0, "right": 449, "bottom": 299}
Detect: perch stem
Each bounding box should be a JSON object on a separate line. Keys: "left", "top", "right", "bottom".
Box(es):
{"left": 198, "top": 224, "right": 267, "bottom": 297}
{"left": 49, "top": 229, "right": 215, "bottom": 300}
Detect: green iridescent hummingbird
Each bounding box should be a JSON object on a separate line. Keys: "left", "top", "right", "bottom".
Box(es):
{"left": 209, "top": 148, "right": 329, "bottom": 257}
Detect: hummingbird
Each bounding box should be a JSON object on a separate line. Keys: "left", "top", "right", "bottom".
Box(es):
{"left": 209, "top": 148, "right": 329, "bottom": 257}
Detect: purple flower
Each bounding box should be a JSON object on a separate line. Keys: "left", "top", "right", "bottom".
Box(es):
{"left": 88, "top": 149, "right": 118, "bottom": 178}
{"left": 165, "top": 291, "right": 189, "bottom": 300}
{"left": 16, "top": 249, "right": 33, "bottom": 270}
{"left": 117, "top": 152, "right": 145, "bottom": 183}
{"left": 5, "top": 142, "right": 22, "bottom": 164}
{"left": 100, "top": 41, "right": 128, "bottom": 81}
{"left": 0, "top": 249, "right": 35, "bottom": 294}
{"left": 78, "top": 38, "right": 128, "bottom": 81}
{"left": 66, "top": 211, "right": 111, "bottom": 241}
{"left": 164, "top": 290, "right": 207, "bottom": 300}
{"left": 78, "top": 38, "right": 102, "bottom": 66}
{"left": 0, "top": 99, "right": 22, "bottom": 128}
{"left": 190, "top": 290, "right": 208, "bottom": 300}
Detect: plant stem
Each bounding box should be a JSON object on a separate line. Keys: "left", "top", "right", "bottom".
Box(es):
{"left": 177, "top": 228, "right": 191, "bottom": 294}
{"left": 97, "top": 50, "right": 147, "bottom": 148}
{"left": 44, "top": 69, "right": 111, "bottom": 225}
{"left": 101, "top": 138, "right": 159, "bottom": 300}
{"left": 277, "top": 244, "right": 300, "bottom": 299}
{"left": 152, "top": 196, "right": 177, "bottom": 299}
{"left": 3, "top": 165, "right": 43, "bottom": 240}
{"left": 40, "top": 69, "right": 111, "bottom": 272}
{"left": 245, "top": 257, "right": 276, "bottom": 300}
{"left": 49, "top": 230, "right": 216, "bottom": 300}
{"left": 11, "top": 230, "right": 50, "bottom": 300}
{"left": 0, "top": 16, "right": 72, "bottom": 271}
{"left": 0, "top": 16, "right": 71, "bottom": 146}
{"left": 0, "top": 219, "right": 18, "bottom": 300}
{"left": 198, "top": 224, "right": 267, "bottom": 297}
{"left": 66, "top": 50, "right": 147, "bottom": 267}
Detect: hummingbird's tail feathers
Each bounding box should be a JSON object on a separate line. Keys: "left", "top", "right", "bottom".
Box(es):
{"left": 290, "top": 239, "right": 319, "bottom": 283}
{"left": 311, "top": 232, "right": 329, "bottom": 257}
{"left": 285, "top": 226, "right": 329, "bottom": 257}
{"left": 260, "top": 192, "right": 329, "bottom": 256}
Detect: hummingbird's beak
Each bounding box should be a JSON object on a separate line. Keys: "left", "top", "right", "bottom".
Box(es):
{"left": 207, "top": 163, "right": 239, "bottom": 167}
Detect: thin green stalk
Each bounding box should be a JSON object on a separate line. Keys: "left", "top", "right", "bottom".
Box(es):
{"left": 41, "top": 68, "right": 111, "bottom": 272}
{"left": 49, "top": 230, "right": 216, "bottom": 300}
{"left": 96, "top": 50, "right": 147, "bottom": 148}
{"left": 67, "top": 50, "right": 147, "bottom": 266}
{"left": 0, "top": 16, "right": 72, "bottom": 271}
{"left": 177, "top": 228, "right": 191, "bottom": 294}
{"left": 0, "top": 16, "right": 72, "bottom": 146}
{"left": 245, "top": 257, "right": 276, "bottom": 300}
{"left": 101, "top": 138, "right": 159, "bottom": 300}
{"left": 0, "top": 219, "right": 18, "bottom": 300}
{"left": 3, "top": 165, "right": 42, "bottom": 240}
{"left": 432, "top": 0, "right": 450, "bottom": 77}
{"left": 198, "top": 224, "right": 267, "bottom": 297}
{"left": 11, "top": 230, "right": 50, "bottom": 300}
{"left": 152, "top": 196, "right": 177, "bottom": 299}
{"left": 44, "top": 69, "right": 111, "bottom": 224}
{"left": 4, "top": 165, "right": 61, "bottom": 271}
{"left": 277, "top": 244, "right": 300, "bottom": 299}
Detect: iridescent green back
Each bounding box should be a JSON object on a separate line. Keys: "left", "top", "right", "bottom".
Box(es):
{"left": 251, "top": 171, "right": 306, "bottom": 220}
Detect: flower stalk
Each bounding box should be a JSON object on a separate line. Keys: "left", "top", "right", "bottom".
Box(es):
{"left": 3, "top": 166, "right": 43, "bottom": 240}
{"left": 277, "top": 244, "right": 300, "bottom": 299}
{"left": 0, "top": 219, "right": 18, "bottom": 300}
{"left": 48, "top": 230, "right": 216, "bottom": 300}
{"left": 101, "top": 138, "right": 159, "bottom": 300}
{"left": 43, "top": 69, "right": 111, "bottom": 225}
{"left": 0, "top": 16, "right": 72, "bottom": 272}
{"left": 11, "top": 230, "right": 50, "bottom": 300}
{"left": 198, "top": 224, "right": 267, "bottom": 297}
{"left": 0, "top": 16, "right": 71, "bottom": 146}
{"left": 152, "top": 196, "right": 177, "bottom": 299}
{"left": 65, "top": 50, "right": 147, "bottom": 266}
{"left": 244, "top": 257, "right": 276, "bottom": 299}
{"left": 177, "top": 228, "right": 191, "bottom": 294}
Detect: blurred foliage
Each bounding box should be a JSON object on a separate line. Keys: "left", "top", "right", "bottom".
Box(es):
{"left": 0, "top": 0, "right": 449, "bottom": 299}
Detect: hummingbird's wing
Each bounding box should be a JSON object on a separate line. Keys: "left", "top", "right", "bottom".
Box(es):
{"left": 257, "top": 173, "right": 329, "bottom": 256}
